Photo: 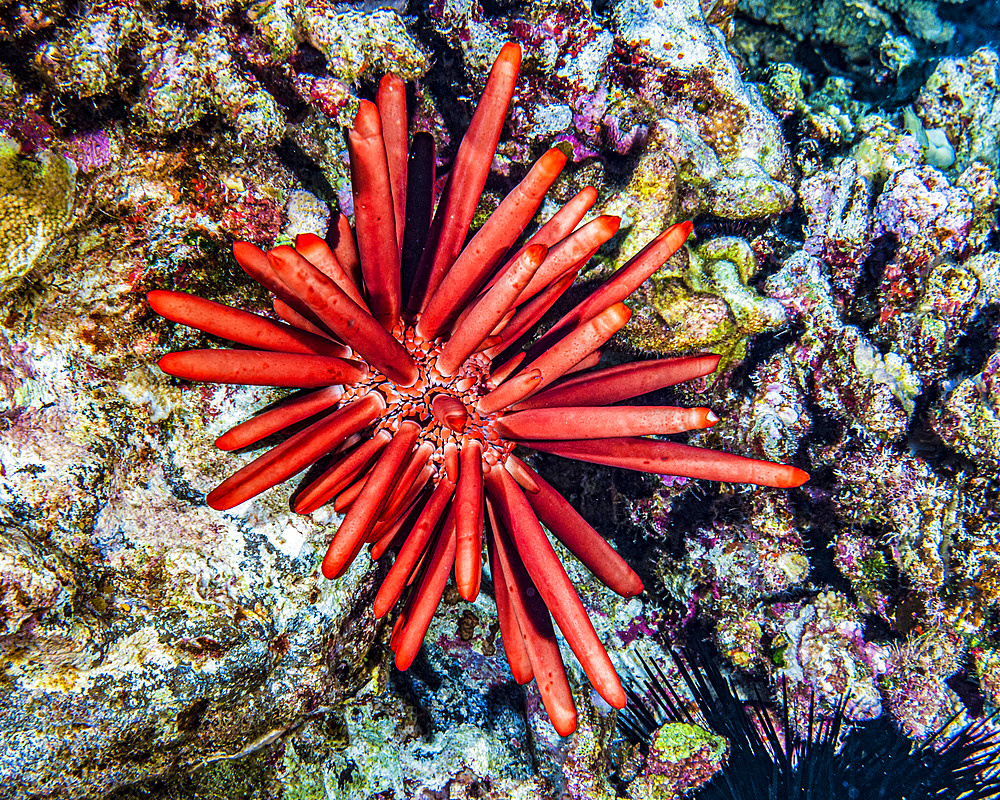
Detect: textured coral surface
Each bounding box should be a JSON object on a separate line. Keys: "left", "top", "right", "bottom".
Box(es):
{"left": 1, "top": 0, "right": 999, "bottom": 797}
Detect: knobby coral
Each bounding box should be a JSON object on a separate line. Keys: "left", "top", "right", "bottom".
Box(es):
{"left": 149, "top": 43, "right": 808, "bottom": 735}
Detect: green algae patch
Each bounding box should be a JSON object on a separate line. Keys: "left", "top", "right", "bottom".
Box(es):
{"left": 628, "top": 722, "right": 728, "bottom": 799}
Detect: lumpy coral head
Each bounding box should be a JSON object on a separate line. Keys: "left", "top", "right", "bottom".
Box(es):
{"left": 149, "top": 42, "right": 809, "bottom": 736}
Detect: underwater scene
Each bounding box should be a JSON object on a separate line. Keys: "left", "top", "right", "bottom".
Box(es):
{"left": 1, "top": 0, "right": 1000, "bottom": 797}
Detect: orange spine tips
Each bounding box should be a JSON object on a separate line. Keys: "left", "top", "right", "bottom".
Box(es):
{"left": 431, "top": 394, "right": 469, "bottom": 433}
{"left": 497, "top": 41, "right": 522, "bottom": 71}
{"left": 785, "top": 467, "right": 811, "bottom": 488}
{"left": 672, "top": 219, "right": 695, "bottom": 244}
{"left": 351, "top": 99, "right": 382, "bottom": 137}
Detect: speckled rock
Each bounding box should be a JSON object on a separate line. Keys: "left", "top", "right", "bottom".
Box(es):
{"left": 801, "top": 159, "right": 872, "bottom": 303}
{"left": 626, "top": 723, "right": 726, "bottom": 800}
{"left": 740, "top": 0, "right": 955, "bottom": 62}
{"left": 0, "top": 527, "right": 76, "bottom": 638}
{"left": 771, "top": 592, "right": 888, "bottom": 722}
{"left": 137, "top": 28, "right": 286, "bottom": 150}
{"left": 34, "top": 0, "right": 141, "bottom": 97}
{"left": 850, "top": 114, "right": 923, "bottom": 180}
{"left": 611, "top": 0, "right": 794, "bottom": 214}
{"left": 871, "top": 165, "right": 974, "bottom": 321}
{"left": 293, "top": 7, "right": 429, "bottom": 83}
{"left": 882, "top": 630, "right": 964, "bottom": 739}
{"left": 934, "top": 347, "right": 1000, "bottom": 476}
{"left": 915, "top": 47, "right": 1000, "bottom": 175}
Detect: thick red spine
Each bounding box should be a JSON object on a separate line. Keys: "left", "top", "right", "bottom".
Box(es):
{"left": 524, "top": 437, "right": 811, "bottom": 488}
{"left": 485, "top": 467, "right": 626, "bottom": 710}
{"left": 373, "top": 478, "right": 456, "bottom": 617}
{"left": 486, "top": 524, "right": 533, "bottom": 685}
{"left": 348, "top": 100, "right": 401, "bottom": 327}
{"left": 393, "top": 521, "right": 457, "bottom": 669}
{"left": 454, "top": 441, "right": 484, "bottom": 601}
{"left": 486, "top": 504, "right": 577, "bottom": 735}
{"left": 216, "top": 385, "right": 344, "bottom": 451}
{"left": 416, "top": 43, "right": 522, "bottom": 309}
{"left": 158, "top": 350, "right": 366, "bottom": 388}
{"left": 509, "top": 456, "right": 643, "bottom": 597}
{"left": 515, "top": 355, "right": 721, "bottom": 410}
{"left": 294, "top": 233, "right": 368, "bottom": 309}
{"left": 376, "top": 74, "right": 408, "bottom": 257}
{"left": 267, "top": 246, "right": 418, "bottom": 386}
{"left": 417, "top": 148, "right": 565, "bottom": 339}
{"left": 206, "top": 394, "right": 384, "bottom": 510}
{"left": 497, "top": 406, "right": 717, "bottom": 440}
{"left": 294, "top": 433, "right": 390, "bottom": 514}
{"left": 322, "top": 421, "right": 421, "bottom": 578}
{"left": 148, "top": 290, "right": 345, "bottom": 357}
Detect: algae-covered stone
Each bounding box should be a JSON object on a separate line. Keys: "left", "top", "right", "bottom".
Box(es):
{"left": 915, "top": 48, "right": 1000, "bottom": 176}
{"left": 138, "top": 28, "right": 285, "bottom": 150}
{"left": 34, "top": 0, "right": 141, "bottom": 97}
{"left": 740, "top": 0, "right": 954, "bottom": 62}
{"left": 627, "top": 722, "right": 727, "bottom": 799}
{"left": 0, "top": 526, "right": 76, "bottom": 637}
{"left": 624, "top": 234, "right": 786, "bottom": 366}
{"left": 0, "top": 66, "right": 17, "bottom": 106}
{"left": 0, "top": 135, "right": 76, "bottom": 296}
{"left": 298, "top": 8, "right": 429, "bottom": 83}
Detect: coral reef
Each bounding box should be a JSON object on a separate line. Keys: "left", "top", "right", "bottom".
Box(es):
{"left": 915, "top": 48, "right": 1000, "bottom": 176}
{"left": 739, "top": 0, "right": 957, "bottom": 63}
{"left": 136, "top": 29, "right": 286, "bottom": 150}
{"left": 769, "top": 591, "right": 888, "bottom": 721}
{"left": 631, "top": 9, "right": 1000, "bottom": 782}
{"left": 30, "top": 0, "right": 429, "bottom": 151}
{"left": 1, "top": 0, "right": 1000, "bottom": 795}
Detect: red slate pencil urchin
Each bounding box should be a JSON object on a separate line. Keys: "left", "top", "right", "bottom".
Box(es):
{"left": 149, "top": 42, "right": 809, "bottom": 736}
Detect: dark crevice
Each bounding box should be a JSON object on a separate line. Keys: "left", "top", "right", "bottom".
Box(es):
{"left": 948, "top": 303, "right": 1000, "bottom": 381}
{"left": 729, "top": 321, "right": 805, "bottom": 394}
{"left": 845, "top": 232, "right": 898, "bottom": 331}
{"left": 275, "top": 137, "right": 338, "bottom": 206}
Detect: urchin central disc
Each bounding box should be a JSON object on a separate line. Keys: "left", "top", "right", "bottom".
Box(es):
{"left": 430, "top": 394, "right": 469, "bottom": 432}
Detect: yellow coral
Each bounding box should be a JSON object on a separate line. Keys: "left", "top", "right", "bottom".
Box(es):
{"left": 0, "top": 135, "right": 76, "bottom": 296}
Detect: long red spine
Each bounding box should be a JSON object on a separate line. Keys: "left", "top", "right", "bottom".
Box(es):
{"left": 525, "top": 438, "right": 811, "bottom": 488}
{"left": 349, "top": 100, "right": 402, "bottom": 327}
{"left": 485, "top": 467, "right": 626, "bottom": 709}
